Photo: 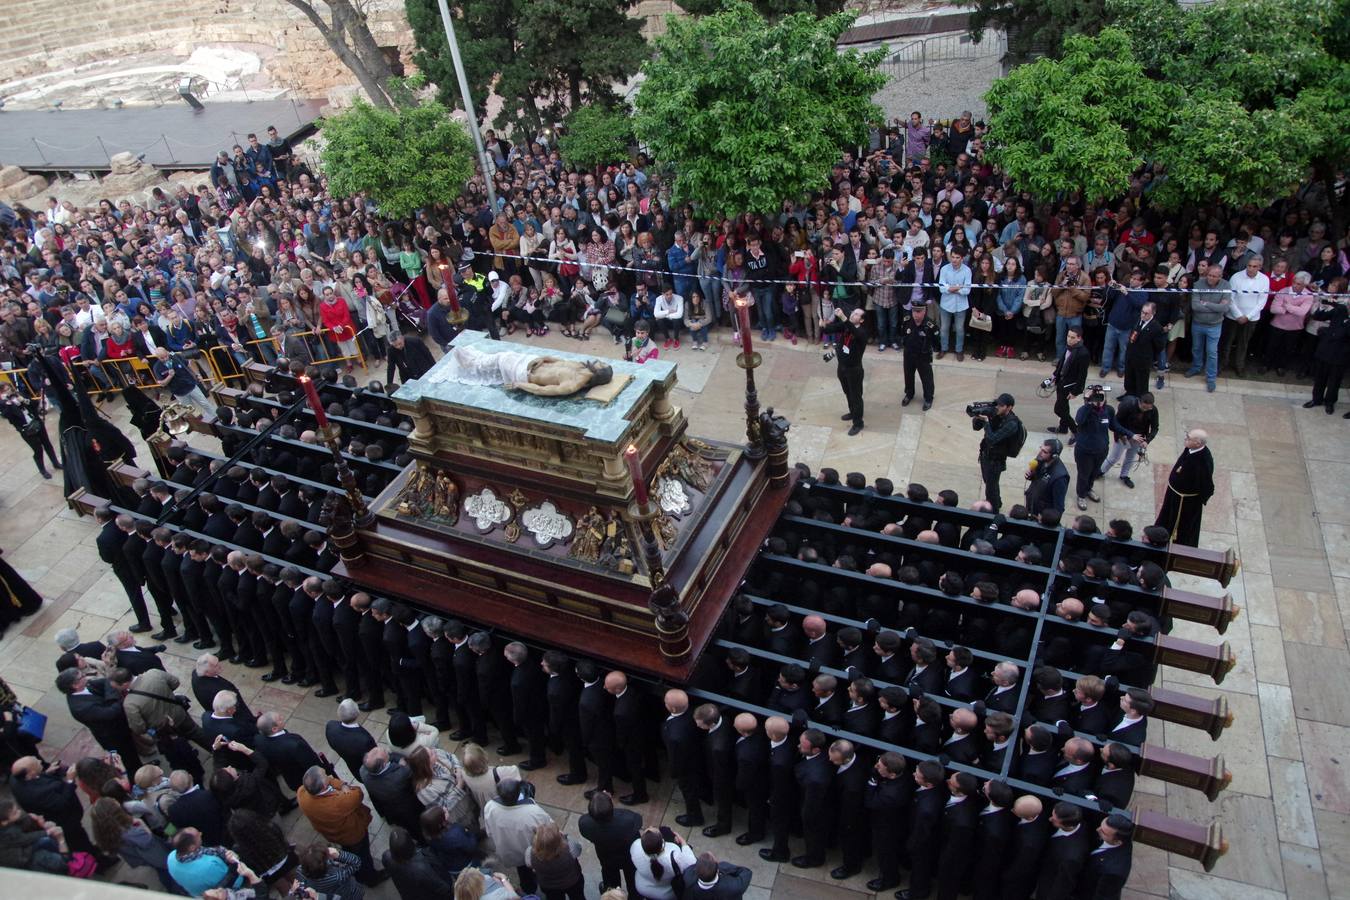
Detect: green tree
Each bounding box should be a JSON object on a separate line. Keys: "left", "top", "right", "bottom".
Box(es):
{"left": 986, "top": 1, "right": 1350, "bottom": 210}
{"left": 633, "top": 0, "right": 884, "bottom": 216}
{"left": 959, "top": 0, "right": 1112, "bottom": 61}
{"left": 984, "top": 29, "right": 1172, "bottom": 200}
{"left": 405, "top": 0, "right": 648, "bottom": 135}
{"left": 676, "top": 0, "right": 845, "bottom": 17}
{"left": 320, "top": 100, "right": 475, "bottom": 218}
{"left": 557, "top": 104, "right": 636, "bottom": 171}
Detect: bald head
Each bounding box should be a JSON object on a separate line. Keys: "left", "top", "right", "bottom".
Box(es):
{"left": 664, "top": 689, "right": 689, "bottom": 715}
{"left": 1065, "top": 737, "right": 1095, "bottom": 764}
{"left": 949, "top": 708, "right": 978, "bottom": 733}
{"left": 765, "top": 716, "right": 789, "bottom": 742}
{"left": 10, "top": 757, "right": 42, "bottom": 780}
{"left": 917, "top": 529, "right": 941, "bottom": 544}
{"left": 802, "top": 616, "right": 827, "bottom": 640}
{"left": 1056, "top": 597, "right": 1084, "bottom": 621}
{"left": 1013, "top": 795, "right": 1044, "bottom": 821}
{"left": 866, "top": 562, "right": 893, "bottom": 578}
{"left": 1013, "top": 589, "right": 1042, "bottom": 611}
{"left": 733, "top": 712, "right": 758, "bottom": 736}
{"left": 604, "top": 671, "right": 628, "bottom": 695}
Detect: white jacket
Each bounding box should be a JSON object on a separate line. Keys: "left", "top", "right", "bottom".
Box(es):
{"left": 654, "top": 293, "right": 684, "bottom": 320}
{"left": 631, "top": 839, "right": 697, "bottom": 900}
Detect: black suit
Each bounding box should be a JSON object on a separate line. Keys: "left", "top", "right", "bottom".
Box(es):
{"left": 984, "top": 684, "right": 1020, "bottom": 715}
{"left": 703, "top": 719, "right": 737, "bottom": 831}
{"left": 810, "top": 691, "right": 846, "bottom": 727}
{"left": 1123, "top": 316, "right": 1165, "bottom": 397}
{"left": 1015, "top": 748, "right": 1055, "bottom": 787}
{"left": 906, "top": 663, "right": 943, "bottom": 699}
{"left": 168, "top": 785, "right": 227, "bottom": 846}
{"left": 331, "top": 598, "right": 363, "bottom": 701}
{"left": 578, "top": 679, "right": 616, "bottom": 791}
{"left": 794, "top": 752, "right": 833, "bottom": 865}
{"left": 1053, "top": 342, "right": 1090, "bottom": 432}
{"left": 725, "top": 666, "right": 761, "bottom": 706}
{"left": 474, "top": 645, "right": 515, "bottom": 749}
{"left": 766, "top": 738, "right": 797, "bottom": 858}
{"left": 11, "top": 772, "right": 98, "bottom": 857}
{"left": 258, "top": 730, "right": 323, "bottom": 791}
{"left": 767, "top": 684, "right": 812, "bottom": 716}
{"left": 942, "top": 732, "right": 983, "bottom": 767}
{"left": 936, "top": 794, "right": 979, "bottom": 900}
{"left": 1036, "top": 824, "right": 1094, "bottom": 900}
{"left": 191, "top": 672, "right": 253, "bottom": 720}
{"left": 113, "top": 646, "right": 165, "bottom": 676}
{"left": 877, "top": 707, "right": 913, "bottom": 748}
{"left": 841, "top": 701, "right": 879, "bottom": 740}
{"left": 1001, "top": 816, "right": 1050, "bottom": 900}
{"left": 578, "top": 807, "right": 642, "bottom": 896}
{"left": 1052, "top": 762, "right": 1098, "bottom": 799}
{"left": 510, "top": 659, "right": 548, "bottom": 767}
{"left": 309, "top": 597, "right": 341, "bottom": 693}
{"left": 907, "top": 783, "right": 948, "bottom": 897}
{"left": 451, "top": 640, "right": 483, "bottom": 741}
{"left": 163, "top": 548, "right": 209, "bottom": 642}
{"left": 134, "top": 537, "right": 176, "bottom": 631}
{"left": 1073, "top": 701, "right": 1115, "bottom": 737}
{"left": 66, "top": 680, "right": 142, "bottom": 769}
{"left": 834, "top": 757, "right": 869, "bottom": 873}
{"left": 356, "top": 608, "right": 387, "bottom": 708}
{"left": 98, "top": 521, "right": 150, "bottom": 627}
{"left": 360, "top": 757, "right": 425, "bottom": 840}
{"left": 1107, "top": 715, "right": 1147, "bottom": 747}
{"left": 1092, "top": 767, "right": 1135, "bottom": 810}
{"left": 944, "top": 668, "right": 979, "bottom": 702}
{"left": 662, "top": 710, "right": 703, "bottom": 824}
{"left": 325, "top": 720, "right": 377, "bottom": 782}
{"left": 733, "top": 732, "right": 769, "bottom": 841}
{"left": 802, "top": 635, "right": 839, "bottom": 669}
{"left": 865, "top": 772, "right": 911, "bottom": 887}
{"left": 612, "top": 687, "right": 648, "bottom": 801}
{"left": 201, "top": 711, "right": 259, "bottom": 770}
{"left": 547, "top": 671, "right": 586, "bottom": 781}
{"left": 1080, "top": 841, "right": 1132, "bottom": 900}
{"left": 970, "top": 806, "right": 1014, "bottom": 900}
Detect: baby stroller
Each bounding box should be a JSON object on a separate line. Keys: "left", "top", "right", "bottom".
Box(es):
{"left": 390, "top": 280, "right": 427, "bottom": 334}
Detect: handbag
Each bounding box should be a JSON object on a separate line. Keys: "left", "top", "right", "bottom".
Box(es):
{"left": 603, "top": 306, "right": 631, "bottom": 333}
{"left": 18, "top": 706, "right": 46, "bottom": 740}
{"left": 968, "top": 311, "right": 993, "bottom": 332}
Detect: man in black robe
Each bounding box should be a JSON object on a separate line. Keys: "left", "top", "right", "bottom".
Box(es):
{"left": 1153, "top": 428, "right": 1214, "bottom": 546}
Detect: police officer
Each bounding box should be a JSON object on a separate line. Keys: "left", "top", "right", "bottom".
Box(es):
{"left": 898, "top": 303, "right": 938, "bottom": 411}
{"left": 972, "top": 393, "right": 1022, "bottom": 512}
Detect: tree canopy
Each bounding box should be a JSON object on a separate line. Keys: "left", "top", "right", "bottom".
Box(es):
{"left": 557, "top": 103, "right": 636, "bottom": 171}
{"left": 633, "top": 0, "right": 884, "bottom": 216}
{"left": 676, "top": 0, "right": 845, "bottom": 17}
{"left": 405, "top": 0, "right": 648, "bottom": 135}
{"left": 985, "top": 0, "right": 1350, "bottom": 209}
{"left": 320, "top": 100, "right": 475, "bottom": 218}
{"left": 959, "top": 0, "right": 1110, "bottom": 61}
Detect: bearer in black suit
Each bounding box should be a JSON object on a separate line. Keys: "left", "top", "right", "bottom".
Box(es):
{"left": 829, "top": 739, "right": 869, "bottom": 880}
{"left": 792, "top": 728, "right": 833, "bottom": 869}
{"left": 578, "top": 791, "right": 641, "bottom": 897}
{"left": 577, "top": 661, "right": 616, "bottom": 798}
{"left": 1036, "top": 802, "right": 1094, "bottom": 900}
{"left": 900, "top": 759, "right": 948, "bottom": 900}
{"left": 934, "top": 772, "right": 980, "bottom": 900}
{"left": 969, "top": 780, "right": 1015, "bottom": 900}
{"left": 984, "top": 661, "right": 1021, "bottom": 714}
{"left": 662, "top": 689, "right": 703, "bottom": 826}
{"left": 906, "top": 638, "right": 944, "bottom": 698}
{"left": 544, "top": 651, "right": 587, "bottom": 786}
{"left": 606, "top": 671, "right": 648, "bottom": 805}
{"left": 1090, "top": 743, "right": 1136, "bottom": 810}
{"left": 1080, "top": 814, "right": 1134, "bottom": 900}
{"left": 504, "top": 641, "right": 548, "bottom": 770}
{"left": 1015, "top": 723, "right": 1057, "bottom": 786}
{"left": 1052, "top": 737, "right": 1098, "bottom": 797}
{"left": 1000, "top": 795, "right": 1049, "bottom": 900}
{"left": 809, "top": 674, "right": 846, "bottom": 727}
{"left": 864, "top": 751, "right": 911, "bottom": 892}
{"left": 695, "top": 702, "right": 736, "bottom": 837}
{"left": 943, "top": 646, "right": 980, "bottom": 702}
{"left": 732, "top": 713, "right": 769, "bottom": 846}
{"left": 95, "top": 508, "right": 152, "bottom": 632}
{"left": 759, "top": 716, "right": 797, "bottom": 863}
{"left": 877, "top": 685, "right": 913, "bottom": 747}
{"left": 471, "top": 632, "right": 517, "bottom": 753}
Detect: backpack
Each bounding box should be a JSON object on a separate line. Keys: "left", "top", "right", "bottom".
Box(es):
{"left": 1004, "top": 415, "right": 1027, "bottom": 459}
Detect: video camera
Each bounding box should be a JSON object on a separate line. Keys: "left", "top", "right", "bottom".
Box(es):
{"left": 1085, "top": 384, "right": 1112, "bottom": 399}
{"left": 966, "top": 401, "right": 1000, "bottom": 417}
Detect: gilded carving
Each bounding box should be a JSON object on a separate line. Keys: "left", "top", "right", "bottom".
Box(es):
{"left": 394, "top": 464, "right": 460, "bottom": 526}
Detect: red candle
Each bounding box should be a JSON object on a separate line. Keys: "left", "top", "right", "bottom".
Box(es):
{"left": 443, "top": 268, "right": 461, "bottom": 313}
{"left": 735, "top": 296, "right": 753, "bottom": 356}
{"left": 624, "top": 443, "right": 649, "bottom": 507}
{"left": 297, "top": 374, "right": 328, "bottom": 428}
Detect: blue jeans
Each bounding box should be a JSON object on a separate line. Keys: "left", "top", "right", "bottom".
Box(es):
{"left": 1056, "top": 315, "right": 1083, "bottom": 361}
{"left": 689, "top": 324, "right": 709, "bottom": 344}
{"left": 699, "top": 276, "right": 723, "bottom": 321}
{"left": 1189, "top": 322, "right": 1222, "bottom": 385}
{"left": 753, "top": 287, "right": 777, "bottom": 334}
{"left": 939, "top": 308, "right": 965, "bottom": 352}
{"left": 1101, "top": 324, "right": 1129, "bottom": 373}
{"left": 876, "top": 304, "right": 900, "bottom": 345}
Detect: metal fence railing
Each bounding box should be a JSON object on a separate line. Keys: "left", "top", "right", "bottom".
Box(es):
{"left": 879, "top": 31, "right": 1007, "bottom": 82}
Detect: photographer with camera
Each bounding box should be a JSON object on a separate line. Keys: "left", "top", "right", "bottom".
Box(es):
{"left": 1101, "top": 392, "right": 1159, "bottom": 489}
{"left": 1073, "top": 386, "right": 1145, "bottom": 510}
{"left": 822, "top": 307, "right": 868, "bottom": 436}
{"left": 970, "top": 393, "right": 1024, "bottom": 512}
{"left": 1047, "top": 326, "right": 1089, "bottom": 439}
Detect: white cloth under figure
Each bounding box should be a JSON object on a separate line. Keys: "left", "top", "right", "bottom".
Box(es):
{"left": 431, "top": 343, "right": 536, "bottom": 386}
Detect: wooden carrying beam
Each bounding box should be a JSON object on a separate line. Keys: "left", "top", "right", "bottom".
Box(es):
{"left": 1163, "top": 585, "right": 1239, "bottom": 634}
{"left": 1165, "top": 544, "right": 1241, "bottom": 588}
{"left": 1150, "top": 687, "right": 1233, "bottom": 742}
{"left": 1138, "top": 744, "right": 1232, "bottom": 802}
{"left": 1131, "top": 808, "right": 1228, "bottom": 872}
{"left": 1155, "top": 634, "right": 1236, "bottom": 684}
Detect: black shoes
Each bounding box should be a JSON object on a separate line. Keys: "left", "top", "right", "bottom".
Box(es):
{"left": 152, "top": 629, "right": 177, "bottom": 642}
{"left": 831, "top": 866, "right": 861, "bottom": 880}
{"left": 735, "top": 833, "right": 764, "bottom": 846}
{"left": 496, "top": 745, "right": 523, "bottom": 756}
{"left": 902, "top": 396, "right": 913, "bottom": 407}
{"left": 1303, "top": 400, "right": 1318, "bottom": 408}
{"left": 759, "top": 849, "right": 789, "bottom": 862}
{"left": 676, "top": 814, "right": 705, "bottom": 828}
{"left": 556, "top": 773, "right": 586, "bottom": 786}
{"left": 791, "top": 856, "right": 822, "bottom": 869}
{"left": 867, "top": 879, "right": 900, "bottom": 892}
{"left": 1120, "top": 476, "right": 1135, "bottom": 489}
{"left": 261, "top": 672, "right": 285, "bottom": 683}
{"left": 701, "top": 825, "right": 730, "bottom": 838}
{"left": 129, "top": 623, "right": 153, "bottom": 634}
{"left": 922, "top": 400, "right": 932, "bottom": 411}
{"left": 314, "top": 687, "right": 337, "bottom": 698}
{"left": 518, "top": 760, "right": 545, "bottom": 771}
{"left": 847, "top": 424, "right": 863, "bottom": 436}
{"left": 620, "top": 794, "right": 649, "bottom": 805}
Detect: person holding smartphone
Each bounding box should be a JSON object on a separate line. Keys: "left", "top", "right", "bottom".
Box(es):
{"left": 631, "top": 826, "right": 697, "bottom": 900}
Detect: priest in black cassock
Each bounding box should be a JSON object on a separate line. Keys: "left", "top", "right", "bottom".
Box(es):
{"left": 1154, "top": 428, "right": 1214, "bottom": 546}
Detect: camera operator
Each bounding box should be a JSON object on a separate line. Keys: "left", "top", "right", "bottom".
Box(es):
{"left": 150, "top": 346, "right": 210, "bottom": 412}
{"left": 822, "top": 307, "right": 868, "bottom": 436}
{"left": 1047, "top": 326, "right": 1089, "bottom": 438}
{"left": 1025, "top": 438, "right": 1069, "bottom": 516}
{"left": 1073, "top": 387, "right": 1145, "bottom": 510}
{"left": 1101, "top": 392, "right": 1159, "bottom": 489}
{"left": 970, "top": 393, "right": 1022, "bottom": 512}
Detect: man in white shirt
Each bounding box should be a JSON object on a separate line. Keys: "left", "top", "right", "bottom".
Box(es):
{"left": 1221, "top": 254, "right": 1269, "bottom": 377}
{"left": 653, "top": 285, "right": 684, "bottom": 349}
{"left": 936, "top": 247, "right": 972, "bottom": 360}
